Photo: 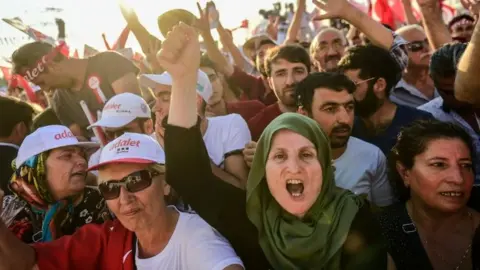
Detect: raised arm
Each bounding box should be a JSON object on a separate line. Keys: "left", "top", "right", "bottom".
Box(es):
{"left": 284, "top": 0, "right": 306, "bottom": 44}
{"left": 0, "top": 189, "right": 36, "bottom": 270}
{"left": 417, "top": 0, "right": 452, "bottom": 50}
{"left": 401, "top": 0, "right": 419, "bottom": 25}
{"left": 313, "top": 0, "right": 393, "bottom": 50}
{"left": 217, "top": 23, "right": 253, "bottom": 72}
{"left": 159, "top": 24, "right": 266, "bottom": 269}
{"left": 455, "top": 4, "right": 480, "bottom": 105}
{"left": 196, "top": 3, "right": 235, "bottom": 77}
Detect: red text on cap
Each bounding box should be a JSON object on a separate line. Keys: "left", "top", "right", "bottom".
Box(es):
{"left": 54, "top": 130, "right": 74, "bottom": 140}
{"left": 109, "top": 138, "right": 140, "bottom": 151}
{"left": 104, "top": 103, "right": 121, "bottom": 110}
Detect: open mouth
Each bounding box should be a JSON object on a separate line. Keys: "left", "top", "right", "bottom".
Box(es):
{"left": 440, "top": 191, "right": 464, "bottom": 197}
{"left": 286, "top": 179, "right": 304, "bottom": 197}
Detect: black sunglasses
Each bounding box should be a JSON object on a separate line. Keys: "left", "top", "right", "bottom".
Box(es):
{"left": 99, "top": 169, "right": 161, "bottom": 200}
{"left": 406, "top": 40, "right": 429, "bottom": 52}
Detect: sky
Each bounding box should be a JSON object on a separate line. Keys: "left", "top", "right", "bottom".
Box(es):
{"left": 0, "top": 0, "right": 318, "bottom": 64}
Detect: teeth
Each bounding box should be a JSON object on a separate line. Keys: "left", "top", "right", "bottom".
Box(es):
{"left": 440, "top": 192, "right": 462, "bottom": 197}
{"left": 287, "top": 179, "right": 303, "bottom": 184}
{"left": 291, "top": 192, "right": 302, "bottom": 197}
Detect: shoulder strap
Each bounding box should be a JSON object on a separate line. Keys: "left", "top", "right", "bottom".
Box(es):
{"left": 377, "top": 204, "right": 433, "bottom": 270}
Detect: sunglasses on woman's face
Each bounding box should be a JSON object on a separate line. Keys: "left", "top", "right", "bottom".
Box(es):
{"left": 406, "top": 39, "right": 429, "bottom": 53}
{"left": 99, "top": 169, "right": 161, "bottom": 200}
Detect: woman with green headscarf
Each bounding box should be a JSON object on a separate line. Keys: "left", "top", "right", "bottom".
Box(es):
{"left": 161, "top": 26, "right": 388, "bottom": 269}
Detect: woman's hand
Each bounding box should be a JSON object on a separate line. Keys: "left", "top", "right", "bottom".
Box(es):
{"left": 156, "top": 23, "right": 200, "bottom": 81}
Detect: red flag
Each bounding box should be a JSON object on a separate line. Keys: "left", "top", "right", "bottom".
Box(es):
{"left": 112, "top": 26, "right": 130, "bottom": 50}
{"left": 73, "top": 49, "right": 79, "bottom": 58}
{"left": 9, "top": 75, "right": 37, "bottom": 103}
{"left": 370, "top": 0, "right": 395, "bottom": 29}
{"left": 0, "top": 66, "right": 12, "bottom": 82}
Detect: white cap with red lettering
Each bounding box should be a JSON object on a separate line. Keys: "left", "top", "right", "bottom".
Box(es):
{"left": 15, "top": 125, "right": 99, "bottom": 167}
{"left": 87, "top": 132, "right": 165, "bottom": 171}
{"left": 88, "top": 93, "right": 151, "bottom": 129}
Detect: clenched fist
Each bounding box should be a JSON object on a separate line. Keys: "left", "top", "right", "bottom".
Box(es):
{"left": 156, "top": 23, "right": 200, "bottom": 81}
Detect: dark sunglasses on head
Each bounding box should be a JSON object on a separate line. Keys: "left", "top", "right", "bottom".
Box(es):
{"left": 99, "top": 169, "right": 161, "bottom": 200}
{"left": 406, "top": 40, "right": 429, "bottom": 52}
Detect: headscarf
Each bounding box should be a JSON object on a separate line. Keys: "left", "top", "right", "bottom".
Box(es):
{"left": 246, "top": 113, "right": 363, "bottom": 269}
{"left": 10, "top": 153, "right": 74, "bottom": 242}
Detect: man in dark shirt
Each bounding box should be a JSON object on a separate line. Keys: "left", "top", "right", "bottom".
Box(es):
{"left": 339, "top": 45, "right": 434, "bottom": 155}
{"left": 0, "top": 96, "right": 35, "bottom": 195}
{"left": 11, "top": 41, "right": 141, "bottom": 138}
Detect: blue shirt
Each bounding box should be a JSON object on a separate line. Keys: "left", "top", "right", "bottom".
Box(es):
{"left": 352, "top": 105, "right": 434, "bottom": 155}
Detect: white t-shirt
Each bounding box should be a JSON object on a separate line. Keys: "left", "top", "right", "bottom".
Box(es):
{"left": 333, "top": 137, "right": 394, "bottom": 207}
{"left": 203, "top": 114, "right": 251, "bottom": 167}
{"left": 135, "top": 207, "right": 243, "bottom": 270}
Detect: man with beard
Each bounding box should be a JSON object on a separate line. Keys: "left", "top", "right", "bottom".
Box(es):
{"left": 247, "top": 44, "right": 310, "bottom": 141}
{"left": 297, "top": 72, "right": 393, "bottom": 206}
{"left": 418, "top": 43, "right": 480, "bottom": 183}
{"left": 391, "top": 25, "right": 439, "bottom": 108}
{"left": 11, "top": 42, "right": 141, "bottom": 138}
{"left": 309, "top": 27, "right": 347, "bottom": 72}
{"left": 339, "top": 45, "right": 434, "bottom": 155}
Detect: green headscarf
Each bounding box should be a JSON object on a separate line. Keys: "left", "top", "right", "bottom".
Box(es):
{"left": 246, "top": 113, "right": 363, "bottom": 269}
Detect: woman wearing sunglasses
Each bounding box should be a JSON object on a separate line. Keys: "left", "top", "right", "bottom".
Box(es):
{"left": 0, "top": 132, "right": 244, "bottom": 270}
{"left": 0, "top": 125, "right": 111, "bottom": 244}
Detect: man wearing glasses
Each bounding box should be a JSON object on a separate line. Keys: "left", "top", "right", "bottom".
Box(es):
{"left": 391, "top": 25, "right": 440, "bottom": 108}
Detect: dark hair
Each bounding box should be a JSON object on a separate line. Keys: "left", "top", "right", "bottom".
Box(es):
{"left": 388, "top": 119, "right": 476, "bottom": 202}
{"left": 264, "top": 44, "right": 311, "bottom": 77}
{"left": 31, "top": 108, "right": 61, "bottom": 131}
{"left": 11, "top": 41, "right": 65, "bottom": 74}
{"left": 200, "top": 53, "right": 242, "bottom": 98}
{"left": 429, "top": 42, "right": 467, "bottom": 80}
{"left": 338, "top": 45, "right": 401, "bottom": 97}
{"left": 296, "top": 72, "right": 356, "bottom": 113}
{"left": 0, "top": 96, "right": 35, "bottom": 137}
{"left": 448, "top": 14, "right": 475, "bottom": 31}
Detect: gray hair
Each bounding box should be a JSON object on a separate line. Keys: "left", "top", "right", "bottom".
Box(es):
{"left": 309, "top": 27, "right": 348, "bottom": 56}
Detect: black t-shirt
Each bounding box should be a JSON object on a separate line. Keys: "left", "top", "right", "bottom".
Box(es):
{"left": 51, "top": 51, "right": 139, "bottom": 131}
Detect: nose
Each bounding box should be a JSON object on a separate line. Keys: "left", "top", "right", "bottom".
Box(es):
{"left": 286, "top": 156, "right": 302, "bottom": 173}
{"left": 327, "top": 45, "right": 337, "bottom": 56}
{"left": 336, "top": 107, "right": 350, "bottom": 123}
{"left": 286, "top": 71, "right": 295, "bottom": 86}
{"left": 446, "top": 165, "right": 465, "bottom": 185}
{"left": 118, "top": 186, "right": 136, "bottom": 205}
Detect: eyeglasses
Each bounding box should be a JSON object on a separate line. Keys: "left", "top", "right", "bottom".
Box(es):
{"left": 354, "top": 77, "right": 376, "bottom": 86}
{"left": 406, "top": 40, "right": 429, "bottom": 53}
{"left": 98, "top": 169, "right": 161, "bottom": 200}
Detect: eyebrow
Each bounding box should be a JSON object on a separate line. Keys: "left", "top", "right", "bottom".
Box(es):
{"left": 427, "top": 157, "right": 472, "bottom": 162}
{"left": 320, "top": 100, "right": 354, "bottom": 107}
{"left": 271, "top": 145, "right": 316, "bottom": 152}
{"left": 155, "top": 91, "right": 171, "bottom": 98}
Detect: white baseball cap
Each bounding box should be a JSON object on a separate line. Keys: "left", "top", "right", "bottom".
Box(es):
{"left": 139, "top": 70, "right": 213, "bottom": 102}
{"left": 88, "top": 93, "right": 151, "bottom": 129}
{"left": 87, "top": 133, "right": 165, "bottom": 171}
{"left": 16, "top": 125, "right": 99, "bottom": 167}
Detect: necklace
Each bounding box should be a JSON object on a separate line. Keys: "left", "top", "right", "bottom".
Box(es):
{"left": 407, "top": 207, "right": 474, "bottom": 270}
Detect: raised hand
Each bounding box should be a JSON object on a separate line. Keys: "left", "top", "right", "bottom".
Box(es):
{"left": 119, "top": 1, "right": 139, "bottom": 24}
{"left": 195, "top": 2, "right": 212, "bottom": 35}
{"left": 145, "top": 38, "right": 163, "bottom": 73}
{"left": 460, "top": 0, "right": 480, "bottom": 15}
{"left": 312, "top": 0, "right": 351, "bottom": 21}
{"left": 156, "top": 23, "right": 200, "bottom": 81}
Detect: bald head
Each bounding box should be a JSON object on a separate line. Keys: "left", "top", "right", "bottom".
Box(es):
{"left": 310, "top": 27, "right": 347, "bottom": 72}
{"left": 395, "top": 25, "right": 426, "bottom": 42}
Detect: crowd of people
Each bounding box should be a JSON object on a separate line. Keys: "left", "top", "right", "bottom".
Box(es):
{"left": 1, "top": 0, "right": 480, "bottom": 269}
